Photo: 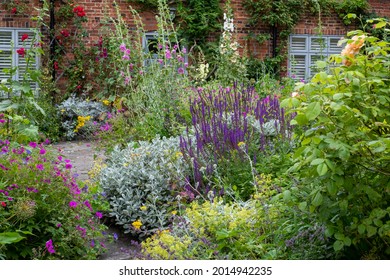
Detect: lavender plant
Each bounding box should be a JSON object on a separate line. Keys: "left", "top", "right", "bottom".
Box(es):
{"left": 180, "top": 84, "right": 293, "bottom": 200}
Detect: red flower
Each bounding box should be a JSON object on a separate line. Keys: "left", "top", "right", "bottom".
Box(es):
{"left": 73, "top": 6, "right": 86, "bottom": 17}
{"left": 60, "top": 30, "right": 70, "bottom": 37}
{"left": 16, "top": 48, "right": 26, "bottom": 57}
{"left": 21, "top": 34, "right": 29, "bottom": 42}
{"left": 1, "top": 201, "right": 6, "bottom": 207}
{"left": 11, "top": 7, "right": 17, "bottom": 14}
{"left": 53, "top": 61, "right": 59, "bottom": 70}
{"left": 76, "top": 85, "right": 82, "bottom": 90}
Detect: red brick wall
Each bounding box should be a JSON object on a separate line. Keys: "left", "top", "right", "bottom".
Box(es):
{"left": 1, "top": 0, "right": 40, "bottom": 28}
{"left": 370, "top": 0, "right": 390, "bottom": 17}
{"left": 1, "top": 0, "right": 389, "bottom": 59}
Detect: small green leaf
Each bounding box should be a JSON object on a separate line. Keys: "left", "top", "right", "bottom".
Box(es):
{"left": 317, "top": 163, "right": 328, "bottom": 176}
{"left": 301, "top": 138, "right": 311, "bottom": 146}
{"left": 358, "top": 224, "right": 366, "bottom": 234}
{"left": 312, "top": 191, "right": 323, "bottom": 207}
{"left": 344, "top": 237, "right": 352, "bottom": 246}
{"left": 294, "top": 114, "right": 309, "bottom": 125}
{"left": 374, "top": 21, "right": 386, "bottom": 29}
{"left": 310, "top": 158, "right": 325, "bottom": 166}
{"left": 326, "top": 182, "right": 337, "bottom": 196}
{"left": 333, "top": 240, "right": 344, "bottom": 251}
{"left": 333, "top": 93, "right": 344, "bottom": 100}
{"left": 298, "top": 201, "right": 307, "bottom": 211}
{"left": 334, "top": 232, "right": 345, "bottom": 240}
{"left": 316, "top": 61, "right": 327, "bottom": 69}
{"left": 367, "top": 226, "right": 377, "bottom": 237}
{"left": 283, "top": 190, "right": 291, "bottom": 202}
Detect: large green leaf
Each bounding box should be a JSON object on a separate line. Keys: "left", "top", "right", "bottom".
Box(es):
{"left": 305, "top": 102, "right": 321, "bottom": 121}
{"left": 0, "top": 232, "right": 26, "bottom": 245}
{"left": 0, "top": 100, "right": 18, "bottom": 111}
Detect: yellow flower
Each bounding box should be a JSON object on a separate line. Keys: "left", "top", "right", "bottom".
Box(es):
{"left": 132, "top": 220, "right": 142, "bottom": 230}
{"left": 237, "top": 141, "right": 245, "bottom": 147}
{"left": 175, "top": 152, "right": 183, "bottom": 158}
{"left": 74, "top": 115, "right": 91, "bottom": 132}
{"left": 140, "top": 205, "right": 148, "bottom": 211}
{"left": 171, "top": 210, "right": 177, "bottom": 215}
{"left": 102, "top": 99, "right": 110, "bottom": 106}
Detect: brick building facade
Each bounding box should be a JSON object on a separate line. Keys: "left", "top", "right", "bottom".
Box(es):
{"left": 1, "top": 0, "right": 390, "bottom": 82}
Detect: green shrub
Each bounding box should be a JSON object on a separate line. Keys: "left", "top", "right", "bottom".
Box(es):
{"left": 282, "top": 20, "right": 390, "bottom": 259}
{"left": 0, "top": 140, "right": 109, "bottom": 259}
{"left": 99, "top": 135, "right": 190, "bottom": 237}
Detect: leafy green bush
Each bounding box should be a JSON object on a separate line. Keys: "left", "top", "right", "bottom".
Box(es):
{"left": 99, "top": 135, "right": 190, "bottom": 237}
{"left": 0, "top": 140, "right": 109, "bottom": 259}
{"left": 282, "top": 20, "right": 390, "bottom": 259}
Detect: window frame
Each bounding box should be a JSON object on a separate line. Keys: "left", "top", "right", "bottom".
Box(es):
{"left": 0, "top": 28, "right": 40, "bottom": 96}
{"left": 288, "top": 35, "right": 342, "bottom": 81}
{"left": 142, "top": 31, "right": 188, "bottom": 67}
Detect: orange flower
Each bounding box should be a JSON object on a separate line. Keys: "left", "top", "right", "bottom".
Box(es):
{"left": 341, "top": 35, "right": 366, "bottom": 66}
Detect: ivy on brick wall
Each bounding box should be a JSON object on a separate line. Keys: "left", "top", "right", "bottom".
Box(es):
{"left": 243, "top": 0, "right": 370, "bottom": 31}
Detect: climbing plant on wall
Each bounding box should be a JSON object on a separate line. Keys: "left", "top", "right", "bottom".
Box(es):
{"left": 242, "top": 0, "right": 370, "bottom": 77}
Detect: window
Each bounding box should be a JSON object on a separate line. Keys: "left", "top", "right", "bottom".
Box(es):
{"left": 142, "top": 32, "right": 160, "bottom": 66}
{"left": 0, "top": 28, "right": 39, "bottom": 96}
{"left": 142, "top": 31, "right": 188, "bottom": 67}
{"left": 288, "top": 35, "right": 343, "bottom": 81}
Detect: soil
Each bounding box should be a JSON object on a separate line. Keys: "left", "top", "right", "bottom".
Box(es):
{"left": 52, "top": 140, "right": 139, "bottom": 260}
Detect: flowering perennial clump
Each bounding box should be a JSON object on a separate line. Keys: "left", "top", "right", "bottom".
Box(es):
{"left": 180, "top": 84, "right": 293, "bottom": 198}
{"left": 0, "top": 139, "right": 108, "bottom": 259}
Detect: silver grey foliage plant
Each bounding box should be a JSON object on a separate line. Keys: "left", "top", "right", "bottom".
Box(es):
{"left": 99, "top": 135, "right": 190, "bottom": 236}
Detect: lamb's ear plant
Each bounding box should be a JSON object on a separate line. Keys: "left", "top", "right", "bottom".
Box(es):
{"left": 282, "top": 18, "right": 390, "bottom": 259}
{"left": 98, "top": 135, "right": 190, "bottom": 237}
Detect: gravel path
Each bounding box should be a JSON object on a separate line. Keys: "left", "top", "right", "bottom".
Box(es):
{"left": 52, "top": 141, "right": 140, "bottom": 260}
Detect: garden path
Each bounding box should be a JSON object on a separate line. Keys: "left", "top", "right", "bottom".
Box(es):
{"left": 52, "top": 141, "right": 139, "bottom": 260}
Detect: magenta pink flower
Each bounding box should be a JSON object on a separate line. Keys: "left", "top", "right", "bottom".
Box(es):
{"left": 95, "top": 212, "right": 103, "bottom": 219}
{"left": 45, "top": 239, "right": 55, "bottom": 254}
{"left": 39, "top": 148, "right": 46, "bottom": 155}
{"left": 119, "top": 43, "right": 126, "bottom": 52}
{"left": 69, "top": 201, "right": 77, "bottom": 208}
{"left": 65, "top": 163, "right": 72, "bottom": 169}
{"left": 178, "top": 67, "right": 185, "bottom": 74}
{"left": 36, "top": 164, "right": 44, "bottom": 171}
{"left": 29, "top": 142, "right": 37, "bottom": 148}
{"left": 165, "top": 49, "right": 171, "bottom": 59}
{"left": 84, "top": 200, "right": 93, "bottom": 211}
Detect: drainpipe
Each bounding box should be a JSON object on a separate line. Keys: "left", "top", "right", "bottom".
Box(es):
{"left": 49, "top": 0, "right": 56, "bottom": 81}
{"left": 271, "top": 24, "right": 277, "bottom": 58}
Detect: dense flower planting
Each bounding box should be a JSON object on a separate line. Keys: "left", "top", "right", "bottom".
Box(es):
{"left": 1, "top": 0, "right": 389, "bottom": 261}
{"left": 0, "top": 140, "right": 109, "bottom": 259}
